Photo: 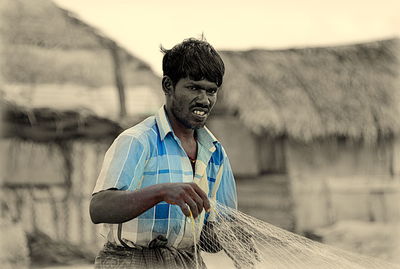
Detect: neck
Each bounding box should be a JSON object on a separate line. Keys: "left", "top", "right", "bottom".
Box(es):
{"left": 165, "top": 108, "right": 195, "bottom": 141}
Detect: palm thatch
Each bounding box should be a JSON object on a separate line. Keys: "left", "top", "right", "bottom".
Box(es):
{"left": 0, "top": 0, "right": 162, "bottom": 141}
{"left": 219, "top": 38, "right": 400, "bottom": 142}
{"left": 1, "top": 99, "right": 122, "bottom": 141}
{"left": 0, "top": 0, "right": 160, "bottom": 88}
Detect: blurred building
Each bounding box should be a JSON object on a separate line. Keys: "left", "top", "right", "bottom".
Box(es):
{"left": 0, "top": 0, "right": 162, "bottom": 255}
{"left": 209, "top": 38, "right": 400, "bottom": 232}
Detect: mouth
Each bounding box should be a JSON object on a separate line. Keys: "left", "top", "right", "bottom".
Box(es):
{"left": 191, "top": 107, "right": 209, "bottom": 120}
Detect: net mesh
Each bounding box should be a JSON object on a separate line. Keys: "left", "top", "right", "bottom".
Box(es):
{"left": 196, "top": 200, "right": 400, "bottom": 269}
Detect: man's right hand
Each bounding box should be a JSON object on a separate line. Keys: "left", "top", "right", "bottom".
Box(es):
{"left": 90, "top": 182, "right": 210, "bottom": 224}
{"left": 158, "top": 182, "right": 211, "bottom": 219}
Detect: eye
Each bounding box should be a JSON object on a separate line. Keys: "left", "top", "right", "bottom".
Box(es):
{"left": 186, "top": 85, "right": 197, "bottom": 90}
{"left": 207, "top": 88, "right": 218, "bottom": 94}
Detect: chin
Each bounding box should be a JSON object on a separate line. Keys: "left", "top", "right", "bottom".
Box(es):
{"left": 192, "top": 122, "right": 206, "bottom": 129}
{"left": 179, "top": 116, "right": 207, "bottom": 129}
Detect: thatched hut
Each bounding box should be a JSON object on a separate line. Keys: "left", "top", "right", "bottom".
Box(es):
{"left": 0, "top": 0, "right": 161, "bottom": 254}
{"left": 0, "top": 0, "right": 162, "bottom": 119}
{"left": 208, "top": 38, "right": 400, "bottom": 232}
{"left": 0, "top": 99, "right": 121, "bottom": 262}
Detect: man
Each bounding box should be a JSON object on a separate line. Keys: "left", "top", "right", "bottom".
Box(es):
{"left": 90, "top": 38, "right": 237, "bottom": 268}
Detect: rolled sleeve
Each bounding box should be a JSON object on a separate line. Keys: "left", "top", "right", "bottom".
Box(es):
{"left": 93, "top": 135, "right": 147, "bottom": 194}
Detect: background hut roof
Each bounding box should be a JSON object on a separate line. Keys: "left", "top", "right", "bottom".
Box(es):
{"left": 0, "top": 0, "right": 160, "bottom": 88}
{"left": 1, "top": 100, "right": 123, "bottom": 142}
{"left": 0, "top": 0, "right": 162, "bottom": 118}
{"left": 0, "top": 0, "right": 162, "bottom": 141}
{"left": 219, "top": 38, "right": 400, "bottom": 142}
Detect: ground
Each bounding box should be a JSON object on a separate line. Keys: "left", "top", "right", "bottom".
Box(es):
{"left": 314, "top": 220, "right": 400, "bottom": 264}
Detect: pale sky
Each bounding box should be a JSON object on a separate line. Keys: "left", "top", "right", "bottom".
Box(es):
{"left": 54, "top": 0, "right": 400, "bottom": 75}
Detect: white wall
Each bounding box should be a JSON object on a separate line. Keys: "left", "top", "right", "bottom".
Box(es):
{"left": 1, "top": 139, "right": 110, "bottom": 252}
{"left": 287, "top": 138, "right": 400, "bottom": 232}
{"left": 207, "top": 116, "right": 260, "bottom": 177}
{"left": 0, "top": 139, "right": 65, "bottom": 185}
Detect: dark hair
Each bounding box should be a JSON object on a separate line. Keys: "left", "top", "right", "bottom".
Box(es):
{"left": 161, "top": 38, "right": 225, "bottom": 87}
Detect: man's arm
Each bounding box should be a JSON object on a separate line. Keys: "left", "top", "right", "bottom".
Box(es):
{"left": 90, "top": 182, "right": 211, "bottom": 224}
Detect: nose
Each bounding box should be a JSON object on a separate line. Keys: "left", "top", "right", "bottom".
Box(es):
{"left": 196, "top": 90, "right": 210, "bottom": 107}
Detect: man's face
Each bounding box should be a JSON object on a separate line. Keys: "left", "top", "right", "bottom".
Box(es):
{"left": 168, "top": 77, "right": 219, "bottom": 129}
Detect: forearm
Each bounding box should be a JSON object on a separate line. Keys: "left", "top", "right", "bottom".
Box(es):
{"left": 90, "top": 184, "right": 164, "bottom": 224}
{"left": 90, "top": 182, "right": 210, "bottom": 224}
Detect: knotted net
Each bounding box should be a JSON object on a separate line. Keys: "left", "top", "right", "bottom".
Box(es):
{"left": 195, "top": 201, "right": 400, "bottom": 269}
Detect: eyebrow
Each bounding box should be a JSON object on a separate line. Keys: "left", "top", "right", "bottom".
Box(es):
{"left": 187, "top": 82, "right": 218, "bottom": 91}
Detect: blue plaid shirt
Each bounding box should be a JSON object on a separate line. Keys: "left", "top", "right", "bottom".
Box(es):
{"left": 93, "top": 106, "right": 237, "bottom": 249}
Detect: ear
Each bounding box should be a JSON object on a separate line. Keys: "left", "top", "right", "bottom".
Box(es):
{"left": 162, "top": 76, "right": 174, "bottom": 95}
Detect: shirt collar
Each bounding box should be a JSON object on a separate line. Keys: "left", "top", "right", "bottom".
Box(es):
{"left": 155, "top": 106, "right": 219, "bottom": 148}
{"left": 196, "top": 126, "right": 218, "bottom": 150}
{"left": 155, "top": 106, "right": 173, "bottom": 141}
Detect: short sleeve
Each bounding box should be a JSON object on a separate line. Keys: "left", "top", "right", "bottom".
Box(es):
{"left": 92, "top": 134, "right": 147, "bottom": 194}
{"left": 216, "top": 155, "right": 238, "bottom": 210}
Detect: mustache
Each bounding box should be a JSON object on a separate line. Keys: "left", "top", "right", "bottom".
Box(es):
{"left": 190, "top": 104, "right": 210, "bottom": 110}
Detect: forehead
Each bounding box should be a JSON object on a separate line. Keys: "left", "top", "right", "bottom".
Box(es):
{"left": 178, "top": 77, "right": 218, "bottom": 88}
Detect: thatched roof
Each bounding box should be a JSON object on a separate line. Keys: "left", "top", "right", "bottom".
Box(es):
{"left": 0, "top": 0, "right": 163, "bottom": 114}
{"left": 0, "top": 0, "right": 162, "bottom": 141}
{"left": 0, "top": 0, "right": 160, "bottom": 89}
{"left": 219, "top": 38, "right": 400, "bottom": 142}
{"left": 1, "top": 99, "right": 122, "bottom": 141}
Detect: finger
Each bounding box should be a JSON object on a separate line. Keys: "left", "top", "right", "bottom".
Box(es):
{"left": 191, "top": 183, "right": 211, "bottom": 212}
{"left": 203, "top": 196, "right": 211, "bottom": 212}
{"left": 185, "top": 197, "right": 199, "bottom": 219}
{"left": 190, "top": 191, "right": 205, "bottom": 215}
{"left": 177, "top": 201, "right": 191, "bottom": 217}
{"left": 186, "top": 184, "right": 206, "bottom": 214}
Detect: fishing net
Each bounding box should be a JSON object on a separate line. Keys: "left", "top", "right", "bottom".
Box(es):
{"left": 194, "top": 200, "right": 400, "bottom": 269}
